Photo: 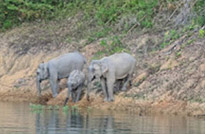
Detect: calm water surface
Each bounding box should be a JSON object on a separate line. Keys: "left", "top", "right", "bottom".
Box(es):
{"left": 0, "top": 102, "right": 205, "bottom": 134}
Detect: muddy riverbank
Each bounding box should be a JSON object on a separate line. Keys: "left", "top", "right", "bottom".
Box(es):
{"left": 0, "top": 16, "right": 205, "bottom": 117}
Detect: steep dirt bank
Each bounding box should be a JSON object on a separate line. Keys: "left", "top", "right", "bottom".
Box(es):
{"left": 0, "top": 19, "right": 205, "bottom": 116}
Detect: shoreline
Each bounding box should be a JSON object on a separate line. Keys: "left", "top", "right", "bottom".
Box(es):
{"left": 0, "top": 91, "right": 204, "bottom": 118}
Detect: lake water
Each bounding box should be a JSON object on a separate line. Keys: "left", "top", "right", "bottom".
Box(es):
{"left": 0, "top": 102, "right": 204, "bottom": 134}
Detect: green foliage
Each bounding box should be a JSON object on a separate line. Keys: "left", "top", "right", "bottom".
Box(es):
{"left": 29, "top": 103, "right": 62, "bottom": 111}
{"left": 161, "top": 29, "right": 180, "bottom": 48}
{"left": 193, "top": 0, "right": 205, "bottom": 26}
{"left": 47, "top": 105, "right": 53, "bottom": 110}
{"left": 93, "top": 0, "right": 157, "bottom": 28}
{"left": 87, "top": 106, "right": 92, "bottom": 111}
{"left": 0, "top": 0, "right": 56, "bottom": 30}
{"left": 161, "top": 31, "right": 170, "bottom": 48}
{"left": 199, "top": 29, "right": 205, "bottom": 38}
{"left": 175, "top": 51, "right": 181, "bottom": 58}
{"left": 0, "top": 0, "right": 158, "bottom": 31}
{"left": 29, "top": 103, "right": 45, "bottom": 110}
{"left": 95, "top": 4, "right": 119, "bottom": 25}
{"left": 71, "top": 105, "right": 78, "bottom": 111}
{"left": 86, "top": 28, "right": 111, "bottom": 44}
{"left": 93, "top": 35, "right": 129, "bottom": 59}
{"left": 63, "top": 106, "right": 69, "bottom": 112}
{"left": 54, "top": 105, "right": 60, "bottom": 110}
{"left": 189, "top": 97, "right": 205, "bottom": 103}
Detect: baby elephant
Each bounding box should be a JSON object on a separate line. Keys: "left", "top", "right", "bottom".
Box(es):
{"left": 64, "top": 70, "right": 85, "bottom": 105}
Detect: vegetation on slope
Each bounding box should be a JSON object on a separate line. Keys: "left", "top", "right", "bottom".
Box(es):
{"left": 0, "top": 0, "right": 158, "bottom": 30}
{"left": 1, "top": 0, "right": 204, "bottom": 30}
{"left": 1, "top": 0, "right": 204, "bottom": 57}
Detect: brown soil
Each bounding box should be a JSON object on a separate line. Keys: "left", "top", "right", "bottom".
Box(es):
{"left": 0, "top": 18, "right": 205, "bottom": 117}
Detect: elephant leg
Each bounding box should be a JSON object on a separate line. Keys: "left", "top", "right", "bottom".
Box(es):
{"left": 107, "top": 79, "right": 115, "bottom": 101}
{"left": 75, "top": 85, "right": 83, "bottom": 102}
{"left": 126, "top": 65, "right": 135, "bottom": 89}
{"left": 49, "top": 73, "right": 58, "bottom": 98}
{"left": 64, "top": 87, "right": 71, "bottom": 106}
{"left": 71, "top": 91, "right": 76, "bottom": 102}
{"left": 100, "top": 77, "right": 109, "bottom": 101}
{"left": 114, "top": 80, "right": 121, "bottom": 93}
{"left": 67, "top": 85, "right": 72, "bottom": 102}
{"left": 121, "top": 75, "right": 130, "bottom": 91}
{"left": 129, "top": 79, "right": 132, "bottom": 87}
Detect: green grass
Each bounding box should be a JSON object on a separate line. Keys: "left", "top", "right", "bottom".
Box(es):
{"left": 29, "top": 103, "right": 62, "bottom": 112}
{"left": 63, "top": 106, "right": 69, "bottom": 113}
{"left": 29, "top": 103, "right": 45, "bottom": 110}
{"left": 199, "top": 29, "right": 205, "bottom": 38}
{"left": 161, "top": 29, "right": 180, "bottom": 48}
{"left": 0, "top": 0, "right": 158, "bottom": 31}
{"left": 93, "top": 35, "right": 130, "bottom": 59}
{"left": 193, "top": 0, "right": 205, "bottom": 27}
{"left": 71, "top": 105, "right": 78, "bottom": 110}
{"left": 87, "top": 106, "right": 92, "bottom": 111}
{"left": 176, "top": 51, "right": 181, "bottom": 58}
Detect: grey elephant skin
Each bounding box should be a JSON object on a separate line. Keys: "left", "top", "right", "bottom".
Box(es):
{"left": 64, "top": 70, "right": 85, "bottom": 105}
{"left": 87, "top": 52, "right": 136, "bottom": 102}
{"left": 36, "top": 52, "right": 86, "bottom": 98}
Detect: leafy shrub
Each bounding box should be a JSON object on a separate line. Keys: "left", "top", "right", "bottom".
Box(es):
{"left": 93, "top": 35, "right": 129, "bottom": 59}
{"left": 199, "top": 29, "right": 205, "bottom": 38}
{"left": 193, "top": 0, "right": 205, "bottom": 26}
{"left": 161, "top": 29, "right": 180, "bottom": 48}
{"left": 0, "top": 0, "right": 158, "bottom": 31}
{"left": 0, "top": 0, "right": 55, "bottom": 30}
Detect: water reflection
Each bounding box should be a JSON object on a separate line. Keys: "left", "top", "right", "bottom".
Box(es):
{"left": 34, "top": 108, "right": 205, "bottom": 134}
{"left": 35, "top": 109, "right": 121, "bottom": 134}
{"left": 35, "top": 109, "right": 84, "bottom": 134}
{"left": 0, "top": 102, "right": 205, "bottom": 134}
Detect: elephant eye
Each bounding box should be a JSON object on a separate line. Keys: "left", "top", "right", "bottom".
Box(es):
{"left": 36, "top": 72, "right": 39, "bottom": 75}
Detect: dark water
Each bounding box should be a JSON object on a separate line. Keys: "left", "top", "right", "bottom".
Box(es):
{"left": 0, "top": 102, "right": 205, "bottom": 134}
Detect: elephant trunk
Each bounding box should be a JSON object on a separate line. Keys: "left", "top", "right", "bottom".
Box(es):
{"left": 36, "top": 76, "right": 41, "bottom": 96}
{"left": 64, "top": 83, "right": 72, "bottom": 106}
{"left": 64, "top": 97, "right": 69, "bottom": 106}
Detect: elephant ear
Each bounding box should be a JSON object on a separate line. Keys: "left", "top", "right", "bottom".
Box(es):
{"left": 100, "top": 61, "right": 108, "bottom": 75}
{"left": 43, "top": 63, "right": 48, "bottom": 72}
{"left": 45, "top": 63, "right": 49, "bottom": 75}
{"left": 93, "top": 63, "right": 100, "bottom": 71}
{"left": 42, "top": 63, "right": 49, "bottom": 78}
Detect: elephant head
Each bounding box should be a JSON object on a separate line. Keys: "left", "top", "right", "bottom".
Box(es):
{"left": 87, "top": 60, "right": 108, "bottom": 100}
{"left": 36, "top": 63, "right": 49, "bottom": 96}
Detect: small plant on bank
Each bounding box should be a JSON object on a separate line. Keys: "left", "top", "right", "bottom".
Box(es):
{"left": 161, "top": 29, "right": 180, "bottom": 48}
{"left": 71, "top": 105, "right": 78, "bottom": 111}
{"left": 193, "top": 0, "right": 205, "bottom": 27}
{"left": 54, "top": 105, "right": 60, "bottom": 110}
{"left": 87, "top": 106, "right": 92, "bottom": 111}
{"left": 29, "top": 103, "right": 45, "bottom": 109}
{"left": 199, "top": 29, "right": 205, "bottom": 38}
{"left": 63, "top": 106, "right": 69, "bottom": 113}
{"left": 47, "top": 105, "right": 53, "bottom": 110}
{"left": 175, "top": 51, "right": 181, "bottom": 58}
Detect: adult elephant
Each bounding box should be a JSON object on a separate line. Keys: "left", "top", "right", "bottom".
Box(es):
{"left": 36, "top": 52, "right": 86, "bottom": 98}
{"left": 87, "top": 52, "right": 136, "bottom": 102}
